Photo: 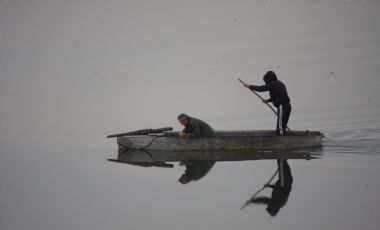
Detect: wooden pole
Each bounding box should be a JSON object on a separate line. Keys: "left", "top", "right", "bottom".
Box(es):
{"left": 107, "top": 127, "right": 173, "bottom": 138}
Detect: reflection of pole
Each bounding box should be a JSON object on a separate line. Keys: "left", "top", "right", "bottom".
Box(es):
{"left": 241, "top": 169, "right": 279, "bottom": 210}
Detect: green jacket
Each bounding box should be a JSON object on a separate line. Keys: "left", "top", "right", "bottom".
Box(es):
{"left": 183, "top": 117, "right": 216, "bottom": 138}
{"left": 184, "top": 161, "right": 216, "bottom": 181}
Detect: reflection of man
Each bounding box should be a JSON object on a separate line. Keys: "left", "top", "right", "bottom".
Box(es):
{"left": 177, "top": 113, "right": 216, "bottom": 138}
{"left": 178, "top": 161, "right": 216, "bottom": 185}
{"left": 249, "top": 159, "right": 293, "bottom": 216}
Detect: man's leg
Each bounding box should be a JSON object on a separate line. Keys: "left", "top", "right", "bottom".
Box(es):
{"left": 277, "top": 105, "right": 284, "bottom": 135}
{"left": 282, "top": 103, "right": 291, "bottom": 135}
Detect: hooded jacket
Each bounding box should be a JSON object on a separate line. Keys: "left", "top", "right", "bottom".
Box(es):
{"left": 249, "top": 71, "right": 290, "bottom": 107}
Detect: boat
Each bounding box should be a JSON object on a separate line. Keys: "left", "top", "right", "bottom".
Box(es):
{"left": 116, "top": 130, "right": 323, "bottom": 151}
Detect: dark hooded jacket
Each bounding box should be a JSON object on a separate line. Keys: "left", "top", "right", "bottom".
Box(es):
{"left": 249, "top": 71, "right": 290, "bottom": 107}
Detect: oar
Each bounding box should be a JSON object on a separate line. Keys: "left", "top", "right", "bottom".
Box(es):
{"left": 107, "top": 127, "right": 173, "bottom": 138}
{"left": 238, "top": 78, "right": 290, "bottom": 131}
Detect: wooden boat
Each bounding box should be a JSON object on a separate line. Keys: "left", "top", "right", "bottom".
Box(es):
{"left": 116, "top": 130, "right": 323, "bottom": 151}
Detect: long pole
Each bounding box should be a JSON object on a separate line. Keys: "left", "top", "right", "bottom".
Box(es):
{"left": 107, "top": 127, "right": 173, "bottom": 138}
{"left": 238, "top": 78, "right": 278, "bottom": 115}
{"left": 238, "top": 79, "right": 290, "bottom": 131}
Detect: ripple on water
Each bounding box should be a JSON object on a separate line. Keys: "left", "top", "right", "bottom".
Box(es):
{"left": 323, "top": 128, "right": 380, "bottom": 155}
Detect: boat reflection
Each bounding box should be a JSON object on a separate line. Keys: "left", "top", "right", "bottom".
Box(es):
{"left": 108, "top": 148, "right": 321, "bottom": 213}
{"left": 109, "top": 148, "right": 322, "bottom": 166}
{"left": 241, "top": 159, "right": 293, "bottom": 216}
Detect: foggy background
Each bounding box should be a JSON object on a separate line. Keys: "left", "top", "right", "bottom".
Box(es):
{"left": 0, "top": 1, "right": 380, "bottom": 230}
{"left": 1, "top": 0, "right": 379, "bottom": 147}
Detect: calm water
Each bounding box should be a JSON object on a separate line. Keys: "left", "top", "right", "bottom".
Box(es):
{"left": 1, "top": 1, "right": 380, "bottom": 230}
{"left": 1, "top": 106, "right": 379, "bottom": 230}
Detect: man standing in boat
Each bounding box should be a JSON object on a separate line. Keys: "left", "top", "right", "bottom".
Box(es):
{"left": 241, "top": 71, "right": 291, "bottom": 135}
{"left": 177, "top": 113, "right": 216, "bottom": 138}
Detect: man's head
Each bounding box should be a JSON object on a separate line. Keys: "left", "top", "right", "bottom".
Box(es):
{"left": 263, "top": 71, "right": 278, "bottom": 84}
{"left": 178, "top": 174, "right": 191, "bottom": 184}
{"left": 266, "top": 206, "right": 280, "bottom": 216}
{"left": 177, "top": 113, "right": 190, "bottom": 126}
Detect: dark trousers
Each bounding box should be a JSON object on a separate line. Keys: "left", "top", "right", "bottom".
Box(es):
{"left": 277, "top": 159, "right": 293, "bottom": 187}
{"left": 276, "top": 102, "right": 291, "bottom": 135}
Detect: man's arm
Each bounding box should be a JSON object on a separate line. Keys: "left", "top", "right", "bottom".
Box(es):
{"left": 191, "top": 123, "right": 202, "bottom": 137}
{"left": 179, "top": 126, "right": 190, "bottom": 138}
{"left": 249, "top": 84, "right": 272, "bottom": 92}
{"left": 250, "top": 196, "right": 271, "bottom": 205}
{"left": 179, "top": 123, "right": 201, "bottom": 138}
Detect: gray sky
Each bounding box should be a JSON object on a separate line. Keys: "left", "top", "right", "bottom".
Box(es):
{"left": 1, "top": 1, "right": 379, "bottom": 139}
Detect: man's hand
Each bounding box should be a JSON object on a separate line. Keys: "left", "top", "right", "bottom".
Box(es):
{"left": 242, "top": 82, "right": 251, "bottom": 88}
{"left": 178, "top": 131, "right": 186, "bottom": 138}
{"left": 262, "top": 98, "right": 270, "bottom": 104}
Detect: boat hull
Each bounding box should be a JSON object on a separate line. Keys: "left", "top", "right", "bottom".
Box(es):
{"left": 117, "top": 130, "right": 323, "bottom": 151}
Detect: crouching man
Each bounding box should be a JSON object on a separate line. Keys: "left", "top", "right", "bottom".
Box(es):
{"left": 177, "top": 113, "right": 216, "bottom": 138}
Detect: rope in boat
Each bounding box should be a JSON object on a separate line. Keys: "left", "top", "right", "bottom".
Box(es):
{"left": 138, "top": 136, "right": 160, "bottom": 150}
{"left": 117, "top": 135, "right": 161, "bottom": 150}
{"left": 117, "top": 136, "right": 172, "bottom": 167}
{"left": 116, "top": 135, "right": 165, "bottom": 165}
{"left": 117, "top": 137, "right": 129, "bottom": 150}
